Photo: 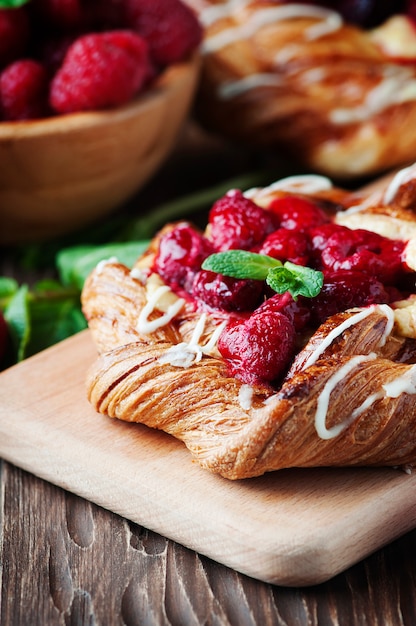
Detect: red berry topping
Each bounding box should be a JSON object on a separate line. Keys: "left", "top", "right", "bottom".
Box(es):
{"left": 309, "top": 270, "right": 392, "bottom": 324}
{"left": 0, "top": 59, "right": 49, "bottom": 121}
{"left": 191, "top": 270, "right": 263, "bottom": 312}
{"left": 258, "top": 228, "right": 310, "bottom": 266}
{"left": 268, "top": 195, "right": 330, "bottom": 232}
{"left": 209, "top": 190, "right": 276, "bottom": 251}
{"left": 153, "top": 224, "right": 215, "bottom": 289}
{"left": 124, "top": 0, "right": 202, "bottom": 66}
{"left": 317, "top": 227, "right": 406, "bottom": 284}
{"left": 49, "top": 30, "right": 151, "bottom": 114}
{"left": 0, "top": 8, "right": 29, "bottom": 69}
{"left": 218, "top": 310, "right": 296, "bottom": 384}
{"left": 258, "top": 292, "right": 311, "bottom": 332}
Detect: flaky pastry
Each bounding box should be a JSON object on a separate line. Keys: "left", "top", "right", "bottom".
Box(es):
{"left": 82, "top": 166, "right": 416, "bottom": 480}
{"left": 183, "top": 0, "right": 416, "bottom": 178}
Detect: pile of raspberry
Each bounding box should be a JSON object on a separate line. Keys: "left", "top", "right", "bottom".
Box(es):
{"left": 152, "top": 190, "right": 413, "bottom": 387}
{"left": 0, "top": 0, "right": 202, "bottom": 121}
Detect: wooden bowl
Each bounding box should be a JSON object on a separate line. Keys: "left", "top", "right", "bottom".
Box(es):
{"left": 0, "top": 54, "right": 200, "bottom": 245}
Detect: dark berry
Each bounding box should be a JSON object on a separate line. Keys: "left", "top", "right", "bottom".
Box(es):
{"left": 124, "top": 0, "right": 202, "bottom": 67}
{"left": 0, "top": 59, "right": 49, "bottom": 121}
{"left": 0, "top": 8, "right": 29, "bottom": 69}
{"left": 208, "top": 190, "right": 276, "bottom": 251}
{"left": 309, "top": 270, "right": 392, "bottom": 324}
{"left": 30, "top": 0, "right": 84, "bottom": 29}
{"left": 191, "top": 270, "right": 263, "bottom": 312}
{"left": 268, "top": 195, "right": 330, "bottom": 232}
{"left": 408, "top": 0, "right": 416, "bottom": 22}
{"left": 49, "top": 30, "right": 151, "bottom": 114}
{"left": 153, "top": 224, "right": 214, "bottom": 289}
{"left": 218, "top": 310, "right": 296, "bottom": 384}
{"left": 258, "top": 228, "right": 310, "bottom": 266}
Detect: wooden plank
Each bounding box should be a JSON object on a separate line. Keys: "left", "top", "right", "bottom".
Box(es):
{"left": 1, "top": 330, "right": 416, "bottom": 586}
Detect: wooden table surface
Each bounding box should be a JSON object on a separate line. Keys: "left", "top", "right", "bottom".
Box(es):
{"left": 1, "top": 125, "right": 416, "bottom": 625}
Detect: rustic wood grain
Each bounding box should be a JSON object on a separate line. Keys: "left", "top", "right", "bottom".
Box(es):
{"left": 2, "top": 329, "right": 416, "bottom": 587}
{"left": 2, "top": 461, "right": 416, "bottom": 625}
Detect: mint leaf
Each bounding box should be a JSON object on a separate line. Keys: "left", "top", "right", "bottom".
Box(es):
{"left": 202, "top": 251, "right": 281, "bottom": 280}
{"left": 57, "top": 241, "right": 150, "bottom": 289}
{"left": 202, "top": 250, "right": 323, "bottom": 300}
{"left": 267, "top": 262, "right": 324, "bottom": 299}
{"left": 0, "top": 0, "right": 31, "bottom": 6}
{"left": 4, "top": 285, "right": 31, "bottom": 362}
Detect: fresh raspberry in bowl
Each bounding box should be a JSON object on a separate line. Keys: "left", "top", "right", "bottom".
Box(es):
{"left": 49, "top": 30, "right": 151, "bottom": 114}
{"left": 0, "top": 0, "right": 202, "bottom": 243}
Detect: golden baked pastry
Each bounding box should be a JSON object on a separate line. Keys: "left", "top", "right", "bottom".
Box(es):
{"left": 82, "top": 165, "right": 416, "bottom": 479}
{"left": 183, "top": 0, "right": 416, "bottom": 178}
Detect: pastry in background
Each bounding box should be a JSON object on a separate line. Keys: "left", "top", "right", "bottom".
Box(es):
{"left": 183, "top": 0, "right": 416, "bottom": 179}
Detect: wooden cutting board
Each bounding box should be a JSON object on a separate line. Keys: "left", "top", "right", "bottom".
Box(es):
{"left": 1, "top": 329, "right": 416, "bottom": 587}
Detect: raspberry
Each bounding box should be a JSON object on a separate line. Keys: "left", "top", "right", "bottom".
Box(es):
{"left": 309, "top": 270, "right": 392, "bottom": 324}
{"left": 0, "top": 60, "right": 49, "bottom": 121}
{"left": 318, "top": 227, "right": 406, "bottom": 284}
{"left": 191, "top": 270, "right": 263, "bottom": 312}
{"left": 268, "top": 195, "right": 330, "bottom": 232}
{"left": 49, "top": 30, "right": 151, "bottom": 114}
{"left": 258, "top": 292, "right": 311, "bottom": 331}
{"left": 258, "top": 228, "right": 310, "bottom": 266}
{"left": 208, "top": 190, "right": 277, "bottom": 251}
{"left": 408, "top": 0, "right": 416, "bottom": 22}
{"left": 309, "top": 223, "right": 347, "bottom": 256}
{"left": 124, "top": 0, "right": 202, "bottom": 67}
{"left": 0, "top": 8, "right": 29, "bottom": 69}
{"left": 153, "top": 224, "right": 215, "bottom": 289}
{"left": 218, "top": 310, "right": 296, "bottom": 384}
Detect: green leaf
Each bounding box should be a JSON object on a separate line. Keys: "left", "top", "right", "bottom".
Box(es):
{"left": 0, "top": 276, "right": 19, "bottom": 310}
{"left": 4, "top": 285, "right": 31, "bottom": 362}
{"left": 266, "top": 262, "right": 324, "bottom": 300}
{"left": 56, "top": 241, "right": 150, "bottom": 289}
{"left": 0, "top": 0, "right": 31, "bottom": 7}
{"left": 26, "top": 296, "right": 87, "bottom": 357}
{"left": 202, "top": 251, "right": 281, "bottom": 280}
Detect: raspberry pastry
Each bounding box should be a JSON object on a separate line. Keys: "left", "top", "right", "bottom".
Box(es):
{"left": 82, "top": 165, "right": 416, "bottom": 479}
{"left": 182, "top": 0, "right": 416, "bottom": 178}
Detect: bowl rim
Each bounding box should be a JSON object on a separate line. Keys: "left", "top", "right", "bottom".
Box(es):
{"left": 0, "top": 53, "right": 200, "bottom": 138}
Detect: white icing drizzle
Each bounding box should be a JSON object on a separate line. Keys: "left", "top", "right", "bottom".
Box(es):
{"left": 383, "top": 365, "right": 416, "bottom": 397}
{"left": 348, "top": 364, "right": 416, "bottom": 421}
{"left": 158, "top": 313, "right": 227, "bottom": 368}
{"left": 129, "top": 267, "right": 148, "bottom": 283}
{"left": 245, "top": 174, "right": 333, "bottom": 199}
{"left": 315, "top": 353, "right": 377, "bottom": 440}
{"left": 383, "top": 162, "right": 416, "bottom": 204}
{"left": 330, "top": 68, "right": 416, "bottom": 125}
{"left": 350, "top": 390, "right": 384, "bottom": 421}
{"left": 199, "top": 0, "right": 251, "bottom": 26}
{"left": 95, "top": 256, "right": 118, "bottom": 274}
{"left": 301, "top": 305, "right": 393, "bottom": 372}
{"left": 202, "top": 4, "right": 343, "bottom": 53}
{"left": 137, "top": 285, "right": 185, "bottom": 334}
{"left": 238, "top": 384, "right": 255, "bottom": 410}
{"left": 218, "top": 73, "right": 284, "bottom": 99}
